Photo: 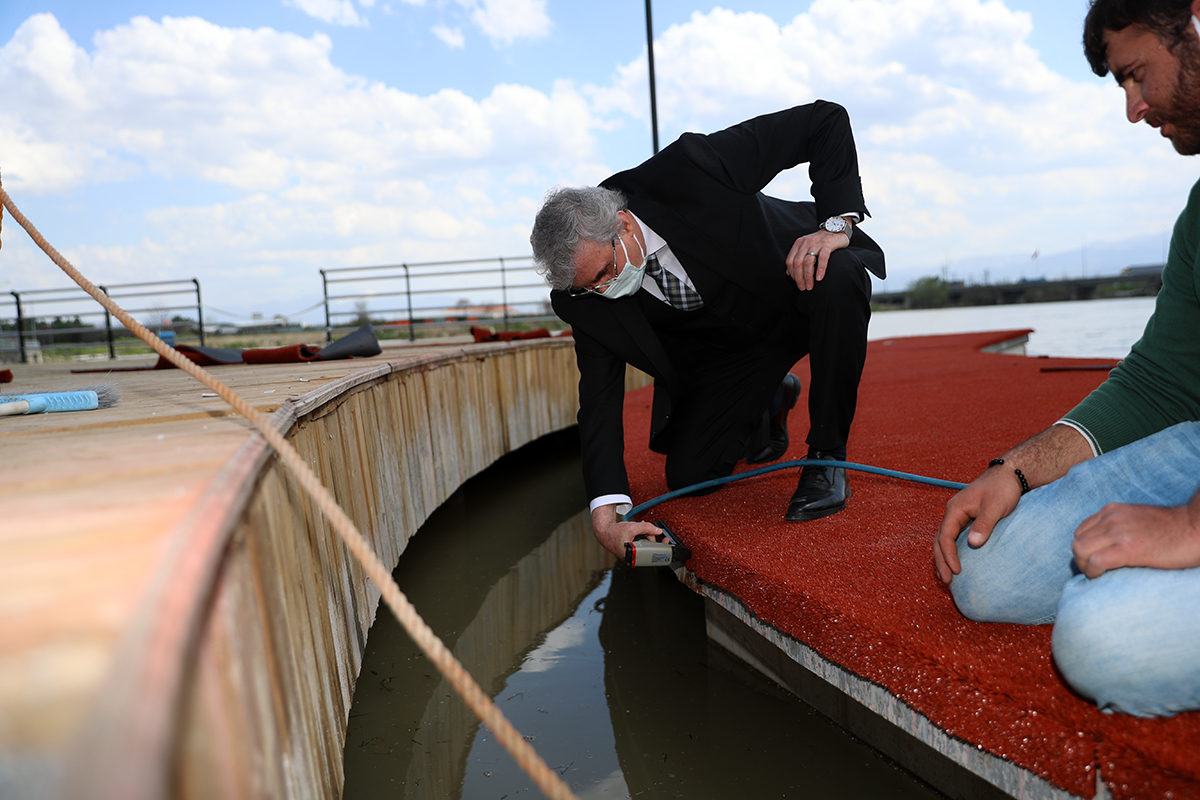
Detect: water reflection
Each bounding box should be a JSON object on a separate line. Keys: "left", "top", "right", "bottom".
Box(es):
{"left": 343, "top": 432, "right": 941, "bottom": 799}
{"left": 461, "top": 574, "right": 620, "bottom": 797}
{"left": 342, "top": 430, "right": 600, "bottom": 798}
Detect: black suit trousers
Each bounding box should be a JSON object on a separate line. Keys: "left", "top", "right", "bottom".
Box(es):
{"left": 661, "top": 249, "right": 871, "bottom": 491}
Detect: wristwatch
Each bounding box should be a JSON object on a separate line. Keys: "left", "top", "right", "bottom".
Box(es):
{"left": 821, "top": 216, "right": 852, "bottom": 237}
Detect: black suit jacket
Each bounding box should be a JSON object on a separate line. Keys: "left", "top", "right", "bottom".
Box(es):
{"left": 551, "top": 101, "right": 885, "bottom": 502}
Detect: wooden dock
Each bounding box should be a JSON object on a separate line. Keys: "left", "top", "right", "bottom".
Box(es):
{"left": 0, "top": 336, "right": 593, "bottom": 800}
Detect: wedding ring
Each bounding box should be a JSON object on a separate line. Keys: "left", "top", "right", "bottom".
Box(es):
{"left": 806, "top": 251, "right": 817, "bottom": 257}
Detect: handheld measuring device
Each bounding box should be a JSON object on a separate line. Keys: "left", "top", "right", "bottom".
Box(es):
{"left": 623, "top": 521, "right": 691, "bottom": 567}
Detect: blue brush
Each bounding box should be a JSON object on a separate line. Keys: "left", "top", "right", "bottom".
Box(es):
{"left": 0, "top": 384, "right": 121, "bottom": 416}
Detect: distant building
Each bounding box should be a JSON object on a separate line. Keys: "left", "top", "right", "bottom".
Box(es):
{"left": 203, "top": 322, "right": 240, "bottom": 336}
{"left": 1120, "top": 264, "right": 1164, "bottom": 280}
{"left": 1120, "top": 264, "right": 1164, "bottom": 293}
{"left": 0, "top": 334, "right": 44, "bottom": 364}
{"left": 235, "top": 316, "right": 301, "bottom": 335}
{"left": 451, "top": 303, "right": 515, "bottom": 319}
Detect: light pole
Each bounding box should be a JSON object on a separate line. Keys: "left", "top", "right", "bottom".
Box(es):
{"left": 645, "top": 0, "right": 660, "bottom": 154}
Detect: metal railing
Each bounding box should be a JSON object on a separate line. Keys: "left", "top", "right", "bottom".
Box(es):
{"left": 319, "top": 256, "right": 554, "bottom": 342}
{"left": 1, "top": 279, "right": 204, "bottom": 363}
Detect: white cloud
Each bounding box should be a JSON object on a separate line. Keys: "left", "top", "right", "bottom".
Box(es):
{"left": 459, "top": 0, "right": 551, "bottom": 46}
{"left": 432, "top": 24, "right": 465, "bottom": 49}
{"left": 0, "top": 120, "right": 125, "bottom": 194}
{"left": 578, "top": 770, "right": 630, "bottom": 800}
{"left": 594, "top": 0, "right": 1191, "bottom": 286}
{"left": 0, "top": 12, "right": 594, "bottom": 313}
{"left": 0, "top": 13, "right": 596, "bottom": 197}
{"left": 521, "top": 618, "right": 588, "bottom": 673}
{"left": 282, "top": 0, "right": 367, "bottom": 27}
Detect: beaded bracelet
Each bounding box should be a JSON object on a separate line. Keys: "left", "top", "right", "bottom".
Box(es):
{"left": 988, "top": 458, "right": 1030, "bottom": 494}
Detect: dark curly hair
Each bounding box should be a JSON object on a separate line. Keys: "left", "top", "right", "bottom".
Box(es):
{"left": 1083, "top": 0, "right": 1195, "bottom": 76}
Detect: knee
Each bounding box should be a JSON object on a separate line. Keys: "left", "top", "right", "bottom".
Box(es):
{"left": 1053, "top": 575, "right": 1200, "bottom": 717}
{"left": 947, "top": 527, "right": 1010, "bottom": 622}
{"left": 947, "top": 536, "right": 1001, "bottom": 622}
{"left": 816, "top": 251, "right": 870, "bottom": 299}
{"left": 664, "top": 453, "right": 724, "bottom": 493}
{"left": 947, "top": 522, "right": 1062, "bottom": 625}
{"left": 1052, "top": 586, "right": 1141, "bottom": 714}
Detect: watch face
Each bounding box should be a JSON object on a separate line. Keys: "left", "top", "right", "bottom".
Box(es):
{"left": 823, "top": 217, "right": 847, "bottom": 233}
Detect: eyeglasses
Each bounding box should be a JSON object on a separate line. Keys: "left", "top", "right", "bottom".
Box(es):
{"left": 567, "top": 239, "right": 619, "bottom": 298}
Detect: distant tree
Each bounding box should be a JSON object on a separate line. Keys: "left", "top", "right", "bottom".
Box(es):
{"left": 36, "top": 315, "right": 92, "bottom": 343}
{"left": 45, "top": 315, "right": 85, "bottom": 330}
{"left": 907, "top": 276, "right": 951, "bottom": 309}
{"left": 352, "top": 300, "right": 371, "bottom": 328}
{"left": 169, "top": 314, "right": 199, "bottom": 334}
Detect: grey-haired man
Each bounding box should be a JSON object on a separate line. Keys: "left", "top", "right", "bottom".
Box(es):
{"left": 531, "top": 101, "right": 885, "bottom": 558}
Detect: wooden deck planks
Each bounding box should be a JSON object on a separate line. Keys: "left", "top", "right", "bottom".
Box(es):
{"left": 0, "top": 336, "right": 622, "bottom": 800}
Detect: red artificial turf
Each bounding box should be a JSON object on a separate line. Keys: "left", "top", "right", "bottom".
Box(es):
{"left": 622, "top": 330, "right": 1200, "bottom": 800}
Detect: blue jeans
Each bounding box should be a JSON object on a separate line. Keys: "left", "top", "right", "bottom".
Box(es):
{"left": 950, "top": 421, "right": 1200, "bottom": 717}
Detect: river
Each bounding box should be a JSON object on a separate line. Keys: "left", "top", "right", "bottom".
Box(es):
{"left": 869, "top": 296, "right": 1157, "bottom": 359}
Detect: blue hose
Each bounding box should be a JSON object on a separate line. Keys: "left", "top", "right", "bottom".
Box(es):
{"left": 624, "top": 459, "right": 967, "bottom": 521}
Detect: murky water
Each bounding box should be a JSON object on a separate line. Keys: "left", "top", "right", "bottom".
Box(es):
{"left": 342, "top": 431, "right": 943, "bottom": 799}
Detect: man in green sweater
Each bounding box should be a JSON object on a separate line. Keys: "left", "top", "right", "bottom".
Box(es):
{"left": 934, "top": 0, "right": 1200, "bottom": 718}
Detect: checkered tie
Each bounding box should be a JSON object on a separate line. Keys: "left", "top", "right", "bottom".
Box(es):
{"left": 645, "top": 253, "right": 704, "bottom": 310}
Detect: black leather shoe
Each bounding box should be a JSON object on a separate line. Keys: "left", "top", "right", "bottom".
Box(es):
{"left": 785, "top": 452, "right": 850, "bottom": 521}
{"left": 746, "top": 373, "right": 802, "bottom": 464}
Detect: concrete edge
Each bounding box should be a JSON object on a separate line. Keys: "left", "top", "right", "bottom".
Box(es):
{"left": 680, "top": 572, "right": 1107, "bottom": 800}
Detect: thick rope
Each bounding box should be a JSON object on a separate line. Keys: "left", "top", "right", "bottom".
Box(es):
{"left": 0, "top": 184, "right": 580, "bottom": 800}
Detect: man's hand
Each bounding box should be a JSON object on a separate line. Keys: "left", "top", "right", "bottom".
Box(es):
{"left": 934, "top": 466, "right": 1024, "bottom": 584}
{"left": 1072, "top": 491, "right": 1200, "bottom": 578}
{"left": 933, "top": 425, "right": 1093, "bottom": 584}
{"left": 591, "top": 504, "right": 668, "bottom": 559}
{"left": 786, "top": 228, "right": 851, "bottom": 291}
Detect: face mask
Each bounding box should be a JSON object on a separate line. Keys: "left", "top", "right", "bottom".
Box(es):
{"left": 596, "top": 234, "right": 647, "bottom": 300}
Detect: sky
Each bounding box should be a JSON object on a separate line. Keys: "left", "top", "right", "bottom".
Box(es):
{"left": 0, "top": 0, "right": 1196, "bottom": 326}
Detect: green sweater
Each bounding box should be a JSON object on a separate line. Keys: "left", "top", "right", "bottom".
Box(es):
{"left": 1062, "top": 178, "right": 1200, "bottom": 454}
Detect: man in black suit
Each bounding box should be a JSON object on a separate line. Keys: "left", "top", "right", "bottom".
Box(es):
{"left": 530, "top": 101, "right": 885, "bottom": 557}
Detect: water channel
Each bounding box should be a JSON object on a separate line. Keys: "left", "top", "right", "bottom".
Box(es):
{"left": 342, "top": 430, "right": 942, "bottom": 800}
